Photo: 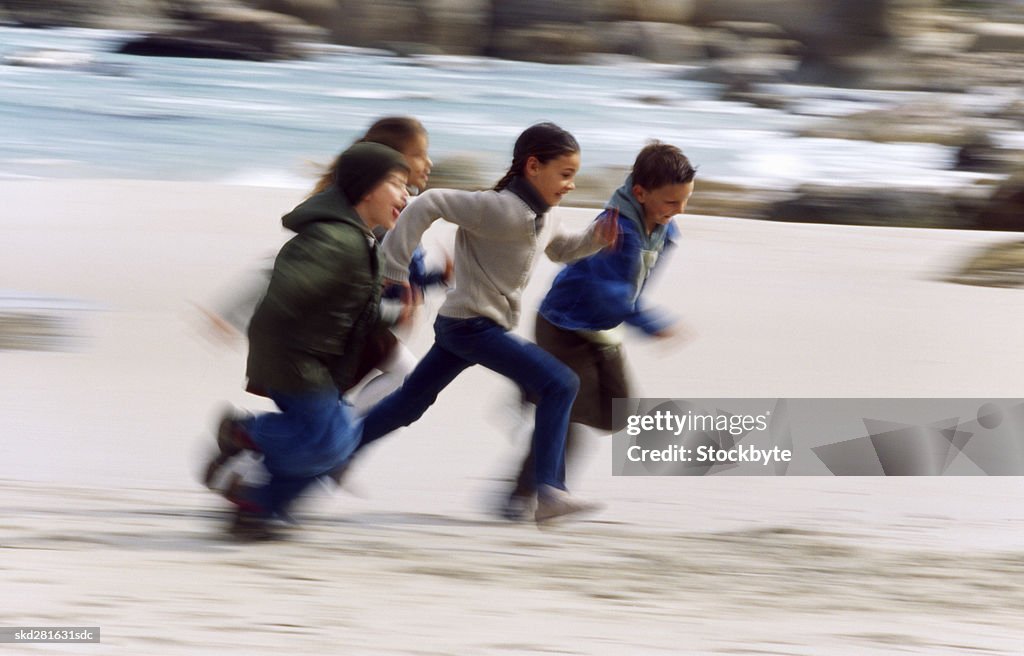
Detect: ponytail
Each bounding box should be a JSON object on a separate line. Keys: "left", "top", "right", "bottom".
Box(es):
{"left": 493, "top": 122, "right": 580, "bottom": 191}
{"left": 493, "top": 169, "right": 516, "bottom": 192}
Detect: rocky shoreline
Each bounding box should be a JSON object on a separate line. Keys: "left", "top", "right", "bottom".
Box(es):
{"left": 2, "top": 0, "right": 1023, "bottom": 234}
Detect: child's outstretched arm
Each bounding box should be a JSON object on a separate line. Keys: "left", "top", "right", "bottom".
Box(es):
{"left": 203, "top": 262, "right": 273, "bottom": 335}
{"left": 381, "top": 188, "right": 485, "bottom": 282}
{"left": 545, "top": 208, "right": 619, "bottom": 263}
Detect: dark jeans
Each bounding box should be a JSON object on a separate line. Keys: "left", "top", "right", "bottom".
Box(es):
{"left": 359, "top": 315, "right": 579, "bottom": 490}
{"left": 242, "top": 389, "right": 360, "bottom": 516}
{"left": 511, "top": 315, "right": 632, "bottom": 496}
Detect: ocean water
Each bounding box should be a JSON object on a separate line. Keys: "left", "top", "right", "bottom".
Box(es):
{"left": 0, "top": 24, "right": 990, "bottom": 190}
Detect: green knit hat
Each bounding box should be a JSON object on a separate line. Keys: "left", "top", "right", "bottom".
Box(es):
{"left": 333, "top": 142, "right": 409, "bottom": 205}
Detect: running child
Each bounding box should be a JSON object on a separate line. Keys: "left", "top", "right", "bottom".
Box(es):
{"left": 206, "top": 142, "right": 410, "bottom": 536}
{"left": 350, "top": 122, "right": 618, "bottom": 523}
{"left": 500, "top": 141, "right": 696, "bottom": 519}
{"left": 201, "top": 116, "right": 447, "bottom": 411}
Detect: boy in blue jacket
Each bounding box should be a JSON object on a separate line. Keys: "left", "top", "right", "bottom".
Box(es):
{"left": 501, "top": 141, "right": 696, "bottom": 519}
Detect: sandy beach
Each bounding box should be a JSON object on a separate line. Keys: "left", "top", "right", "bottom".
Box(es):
{"left": 2, "top": 179, "right": 1024, "bottom": 654}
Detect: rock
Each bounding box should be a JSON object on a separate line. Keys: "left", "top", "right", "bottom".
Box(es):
{"left": 691, "top": 0, "right": 893, "bottom": 54}
{"left": 719, "top": 81, "right": 795, "bottom": 110}
{"left": 685, "top": 54, "right": 798, "bottom": 86}
{"left": 701, "top": 23, "right": 800, "bottom": 59}
{"left": 569, "top": 166, "right": 630, "bottom": 209}
{"left": 301, "top": 0, "right": 419, "bottom": 51}
{"left": 954, "top": 132, "right": 1024, "bottom": 174}
{"left": 996, "top": 98, "right": 1024, "bottom": 124}
{"left": 629, "top": 0, "right": 697, "bottom": 24}
{"left": 426, "top": 154, "right": 491, "bottom": 192}
{"left": 686, "top": 179, "right": 784, "bottom": 219}
{"left": 691, "top": 0, "right": 896, "bottom": 86}
{"left": 488, "top": 23, "right": 600, "bottom": 63}
{"left": 0, "top": 0, "right": 168, "bottom": 30}
{"left": 271, "top": 0, "right": 491, "bottom": 56}
{"left": 487, "top": 0, "right": 627, "bottom": 59}
{"left": 117, "top": 6, "right": 322, "bottom": 61}
{"left": 590, "top": 21, "right": 706, "bottom": 63}
{"left": 246, "top": 0, "right": 337, "bottom": 29}
{"left": 945, "top": 239, "right": 1024, "bottom": 289}
{"left": 768, "top": 185, "right": 974, "bottom": 230}
{"left": 419, "top": 0, "right": 492, "bottom": 56}
{"left": 798, "top": 100, "right": 1018, "bottom": 147}
{"left": 707, "top": 20, "right": 789, "bottom": 40}
{"left": 490, "top": 0, "right": 615, "bottom": 30}
{"left": 975, "top": 172, "right": 1024, "bottom": 232}
{"left": 118, "top": 33, "right": 264, "bottom": 60}
{"left": 968, "top": 22, "right": 1024, "bottom": 53}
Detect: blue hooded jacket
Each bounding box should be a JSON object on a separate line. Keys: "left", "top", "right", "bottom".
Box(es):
{"left": 539, "top": 175, "right": 678, "bottom": 335}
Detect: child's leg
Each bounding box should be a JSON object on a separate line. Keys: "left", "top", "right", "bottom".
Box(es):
{"left": 350, "top": 339, "right": 417, "bottom": 414}
{"left": 505, "top": 314, "right": 599, "bottom": 496}
{"left": 244, "top": 390, "right": 358, "bottom": 479}
{"left": 244, "top": 473, "right": 320, "bottom": 518}
{"left": 358, "top": 325, "right": 473, "bottom": 449}
{"left": 510, "top": 424, "right": 582, "bottom": 499}
{"left": 435, "top": 317, "right": 579, "bottom": 490}
{"left": 344, "top": 326, "right": 399, "bottom": 396}
{"left": 594, "top": 344, "right": 631, "bottom": 432}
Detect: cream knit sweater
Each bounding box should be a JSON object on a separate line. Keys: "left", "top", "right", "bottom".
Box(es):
{"left": 381, "top": 187, "right": 601, "bottom": 330}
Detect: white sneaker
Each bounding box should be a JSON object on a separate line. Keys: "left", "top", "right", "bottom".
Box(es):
{"left": 534, "top": 485, "right": 604, "bottom": 524}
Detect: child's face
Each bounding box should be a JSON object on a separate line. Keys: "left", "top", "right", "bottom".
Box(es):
{"left": 525, "top": 152, "right": 580, "bottom": 207}
{"left": 634, "top": 180, "right": 695, "bottom": 227}
{"left": 360, "top": 170, "right": 410, "bottom": 230}
{"left": 401, "top": 133, "right": 432, "bottom": 190}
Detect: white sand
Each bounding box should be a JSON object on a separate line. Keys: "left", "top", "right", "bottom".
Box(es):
{"left": 2, "top": 179, "right": 1023, "bottom": 655}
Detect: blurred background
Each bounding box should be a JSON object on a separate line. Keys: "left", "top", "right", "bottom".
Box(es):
{"left": 2, "top": 0, "right": 1024, "bottom": 353}
{"left": 1, "top": 0, "right": 1022, "bottom": 230}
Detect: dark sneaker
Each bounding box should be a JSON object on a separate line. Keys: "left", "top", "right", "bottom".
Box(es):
{"left": 203, "top": 406, "right": 257, "bottom": 490}
{"left": 496, "top": 492, "right": 534, "bottom": 522}
{"left": 534, "top": 485, "right": 604, "bottom": 524}
{"left": 216, "top": 407, "right": 258, "bottom": 456}
{"left": 228, "top": 510, "right": 278, "bottom": 541}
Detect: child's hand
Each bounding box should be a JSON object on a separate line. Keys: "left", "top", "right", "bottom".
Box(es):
{"left": 195, "top": 303, "right": 241, "bottom": 344}
{"left": 654, "top": 321, "right": 692, "bottom": 344}
{"left": 384, "top": 279, "right": 417, "bottom": 326}
{"left": 593, "top": 207, "right": 620, "bottom": 250}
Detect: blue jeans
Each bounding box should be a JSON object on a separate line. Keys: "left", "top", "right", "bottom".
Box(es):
{"left": 359, "top": 316, "right": 579, "bottom": 490}
{"left": 242, "top": 389, "right": 360, "bottom": 516}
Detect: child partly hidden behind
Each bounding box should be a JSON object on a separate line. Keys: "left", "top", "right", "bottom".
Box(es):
{"left": 499, "top": 141, "right": 696, "bottom": 519}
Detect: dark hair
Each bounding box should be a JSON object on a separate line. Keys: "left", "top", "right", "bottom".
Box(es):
{"left": 493, "top": 122, "right": 580, "bottom": 191}
{"left": 311, "top": 116, "right": 426, "bottom": 195}
{"left": 632, "top": 141, "right": 696, "bottom": 191}
{"left": 333, "top": 142, "right": 410, "bottom": 206}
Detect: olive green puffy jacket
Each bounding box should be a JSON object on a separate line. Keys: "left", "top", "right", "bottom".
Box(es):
{"left": 246, "top": 188, "right": 382, "bottom": 395}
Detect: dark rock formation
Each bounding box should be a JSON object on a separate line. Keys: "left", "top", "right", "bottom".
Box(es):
{"left": 116, "top": 6, "right": 321, "bottom": 61}
{"left": 0, "top": 0, "right": 168, "bottom": 29}
{"left": 975, "top": 172, "right": 1024, "bottom": 232}
{"left": 768, "top": 185, "right": 976, "bottom": 230}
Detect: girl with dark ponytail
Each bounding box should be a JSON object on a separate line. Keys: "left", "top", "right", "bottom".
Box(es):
{"left": 492, "top": 122, "right": 579, "bottom": 192}
{"left": 350, "top": 122, "right": 618, "bottom": 524}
